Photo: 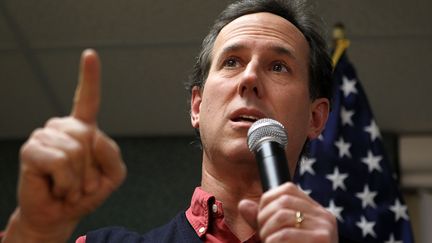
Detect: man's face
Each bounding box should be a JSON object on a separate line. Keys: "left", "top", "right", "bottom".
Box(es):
{"left": 191, "top": 12, "right": 328, "bottom": 174}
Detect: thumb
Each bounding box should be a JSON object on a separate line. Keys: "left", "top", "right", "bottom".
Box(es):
{"left": 238, "top": 199, "right": 259, "bottom": 230}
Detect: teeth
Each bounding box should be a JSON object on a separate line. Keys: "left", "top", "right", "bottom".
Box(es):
{"left": 240, "top": 115, "right": 259, "bottom": 121}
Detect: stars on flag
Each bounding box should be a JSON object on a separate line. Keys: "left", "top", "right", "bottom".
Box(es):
{"left": 341, "top": 76, "right": 358, "bottom": 97}
{"left": 340, "top": 106, "right": 355, "bottom": 126}
{"left": 355, "top": 185, "right": 378, "bottom": 208}
{"left": 334, "top": 137, "right": 351, "bottom": 158}
{"left": 297, "top": 53, "right": 414, "bottom": 242}
{"left": 300, "top": 157, "right": 316, "bottom": 175}
{"left": 325, "top": 200, "right": 344, "bottom": 222}
{"left": 385, "top": 234, "right": 403, "bottom": 243}
{"left": 364, "top": 119, "right": 381, "bottom": 141}
{"left": 326, "top": 167, "right": 348, "bottom": 191}
{"left": 361, "top": 150, "right": 383, "bottom": 173}
{"left": 389, "top": 199, "right": 409, "bottom": 221}
{"left": 356, "top": 216, "right": 377, "bottom": 238}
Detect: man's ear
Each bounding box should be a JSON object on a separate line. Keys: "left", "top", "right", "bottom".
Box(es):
{"left": 191, "top": 86, "right": 202, "bottom": 128}
{"left": 307, "top": 98, "right": 330, "bottom": 139}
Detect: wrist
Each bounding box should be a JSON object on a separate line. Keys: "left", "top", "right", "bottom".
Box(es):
{"left": 2, "top": 208, "right": 75, "bottom": 243}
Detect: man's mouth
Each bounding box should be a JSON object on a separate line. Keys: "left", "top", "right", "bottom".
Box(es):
{"left": 232, "top": 115, "right": 260, "bottom": 123}
{"left": 229, "top": 107, "right": 266, "bottom": 126}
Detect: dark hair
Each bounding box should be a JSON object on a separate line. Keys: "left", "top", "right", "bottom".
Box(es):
{"left": 186, "top": 0, "right": 333, "bottom": 103}
{"left": 186, "top": 0, "right": 333, "bottom": 153}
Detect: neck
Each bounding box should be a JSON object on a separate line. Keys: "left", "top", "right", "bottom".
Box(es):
{"left": 201, "top": 156, "right": 262, "bottom": 241}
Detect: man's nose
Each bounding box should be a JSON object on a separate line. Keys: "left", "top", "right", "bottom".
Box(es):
{"left": 237, "top": 61, "right": 262, "bottom": 98}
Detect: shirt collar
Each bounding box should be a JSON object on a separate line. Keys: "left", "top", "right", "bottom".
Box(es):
{"left": 185, "top": 187, "right": 224, "bottom": 237}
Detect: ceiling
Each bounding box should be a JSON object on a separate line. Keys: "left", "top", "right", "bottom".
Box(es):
{"left": 1, "top": 0, "right": 431, "bottom": 139}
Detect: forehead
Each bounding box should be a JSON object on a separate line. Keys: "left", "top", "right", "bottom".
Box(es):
{"left": 213, "top": 12, "right": 309, "bottom": 59}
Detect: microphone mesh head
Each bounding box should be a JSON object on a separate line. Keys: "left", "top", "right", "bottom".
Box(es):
{"left": 247, "top": 118, "right": 288, "bottom": 152}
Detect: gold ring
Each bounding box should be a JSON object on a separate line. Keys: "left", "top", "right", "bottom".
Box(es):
{"left": 295, "top": 211, "right": 304, "bottom": 228}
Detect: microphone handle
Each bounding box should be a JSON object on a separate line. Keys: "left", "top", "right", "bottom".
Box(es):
{"left": 255, "top": 141, "right": 291, "bottom": 191}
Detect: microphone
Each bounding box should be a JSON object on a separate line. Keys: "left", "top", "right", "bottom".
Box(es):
{"left": 247, "top": 118, "right": 290, "bottom": 191}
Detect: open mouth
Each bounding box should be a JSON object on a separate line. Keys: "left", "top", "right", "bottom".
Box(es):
{"left": 232, "top": 115, "right": 260, "bottom": 123}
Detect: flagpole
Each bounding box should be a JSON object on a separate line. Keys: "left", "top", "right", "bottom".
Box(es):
{"left": 331, "top": 23, "right": 350, "bottom": 68}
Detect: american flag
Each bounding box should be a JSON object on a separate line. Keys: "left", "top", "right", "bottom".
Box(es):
{"left": 296, "top": 51, "right": 414, "bottom": 242}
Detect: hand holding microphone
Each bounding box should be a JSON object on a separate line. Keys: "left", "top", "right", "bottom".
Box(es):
{"left": 239, "top": 118, "right": 338, "bottom": 242}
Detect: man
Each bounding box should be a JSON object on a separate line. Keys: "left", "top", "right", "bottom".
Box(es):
{"left": 2, "top": 0, "right": 338, "bottom": 242}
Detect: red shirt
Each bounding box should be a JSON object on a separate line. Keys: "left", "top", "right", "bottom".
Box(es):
{"left": 186, "top": 187, "right": 260, "bottom": 243}
{"left": 75, "top": 187, "right": 260, "bottom": 243}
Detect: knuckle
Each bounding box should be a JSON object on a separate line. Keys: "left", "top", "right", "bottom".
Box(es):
{"left": 278, "top": 194, "right": 291, "bottom": 207}
{"left": 275, "top": 210, "right": 291, "bottom": 225}
{"left": 45, "top": 117, "right": 63, "bottom": 127}
{"left": 74, "top": 121, "right": 92, "bottom": 135}
{"left": 30, "top": 128, "right": 44, "bottom": 138}
{"left": 282, "top": 182, "right": 297, "bottom": 194}
{"left": 46, "top": 117, "right": 93, "bottom": 141}
{"left": 257, "top": 210, "right": 266, "bottom": 226}
{"left": 67, "top": 139, "right": 85, "bottom": 158}
{"left": 19, "top": 140, "right": 35, "bottom": 162}
{"left": 51, "top": 150, "right": 69, "bottom": 167}
{"left": 75, "top": 126, "right": 94, "bottom": 142}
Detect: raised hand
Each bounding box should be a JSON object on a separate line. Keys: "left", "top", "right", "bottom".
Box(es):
{"left": 3, "top": 49, "right": 127, "bottom": 243}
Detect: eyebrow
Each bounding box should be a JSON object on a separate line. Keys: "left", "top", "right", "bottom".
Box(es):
{"left": 270, "top": 45, "right": 296, "bottom": 60}
{"left": 221, "top": 43, "right": 247, "bottom": 54}
{"left": 219, "top": 43, "right": 296, "bottom": 60}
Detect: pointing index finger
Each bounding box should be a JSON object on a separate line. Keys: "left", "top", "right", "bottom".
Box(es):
{"left": 71, "top": 49, "right": 101, "bottom": 124}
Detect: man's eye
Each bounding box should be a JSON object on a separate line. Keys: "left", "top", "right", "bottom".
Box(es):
{"left": 223, "top": 58, "right": 239, "bottom": 68}
{"left": 272, "top": 62, "right": 289, "bottom": 73}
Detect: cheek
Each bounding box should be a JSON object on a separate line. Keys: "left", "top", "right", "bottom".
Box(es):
{"left": 273, "top": 86, "right": 310, "bottom": 118}
{"left": 202, "top": 76, "right": 236, "bottom": 105}
{"left": 199, "top": 83, "right": 228, "bottom": 122}
{"left": 273, "top": 88, "right": 311, "bottom": 139}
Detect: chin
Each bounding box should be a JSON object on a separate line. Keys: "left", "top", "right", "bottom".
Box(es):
{"left": 224, "top": 144, "right": 255, "bottom": 165}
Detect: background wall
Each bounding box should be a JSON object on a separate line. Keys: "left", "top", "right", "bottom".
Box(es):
{"left": 0, "top": 0, "right": 431, "bottom": 138}
{"left": 1, "top": 0, "right": 431, "bottom": 242}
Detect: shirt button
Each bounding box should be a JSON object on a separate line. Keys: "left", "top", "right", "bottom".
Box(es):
{"left": 199, "top": 227, "right": 206, "bottom": 233}
{"left": 212, "top": 204, "right": 218, "bottom": 213}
